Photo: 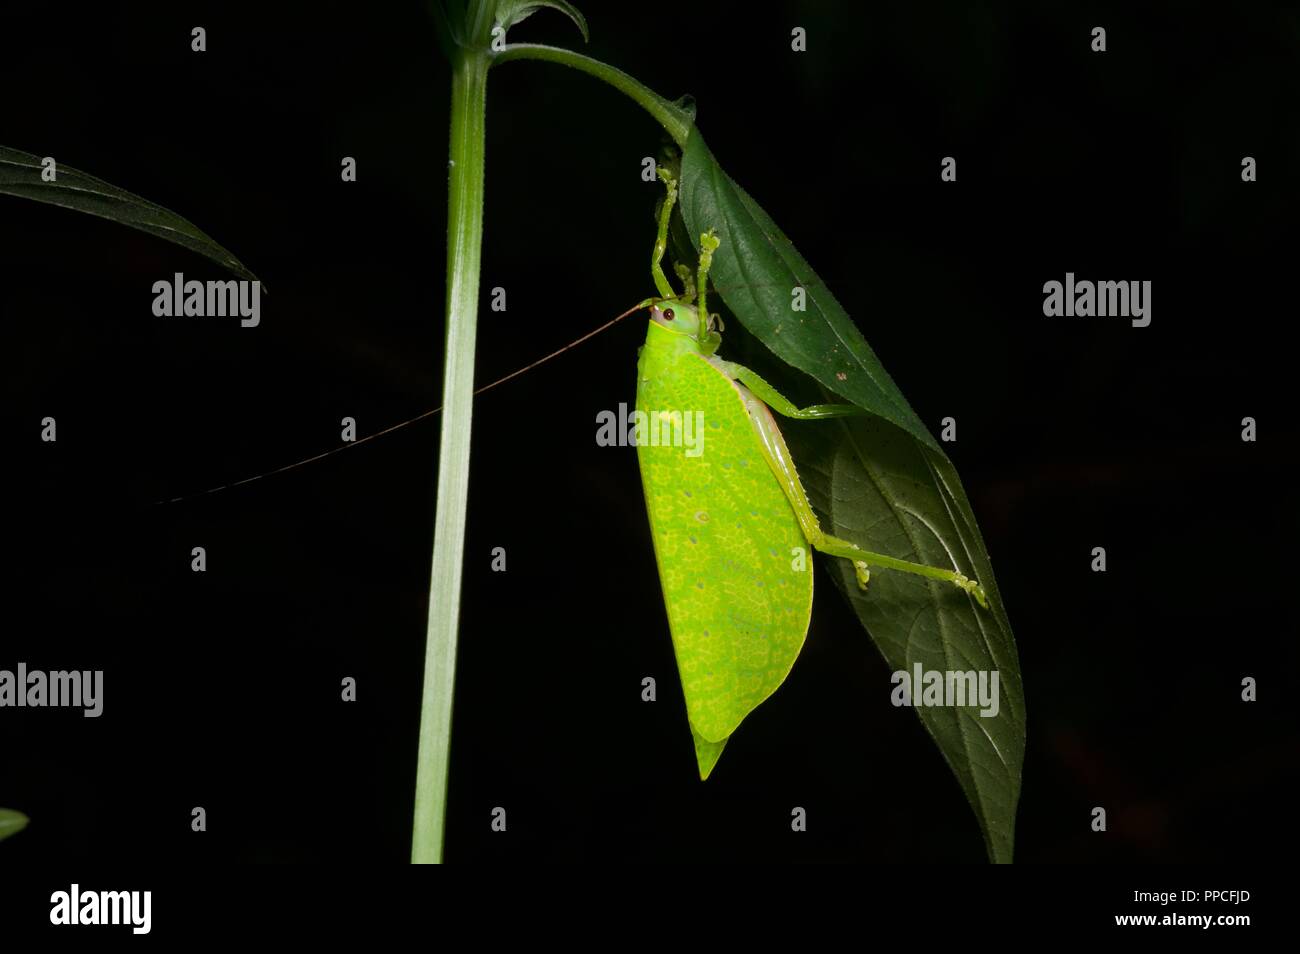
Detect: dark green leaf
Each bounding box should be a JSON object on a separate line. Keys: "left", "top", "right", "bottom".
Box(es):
{"left": 679, "top": 131, "right": 937, "bottom": 451}
{"left": 0, "top": 809, "right": 29, "bottom": 843}
{"left": 496, "top": 0, "right": 589, "bottom": 42}
{"left": 786, "top": 412, "right": 1024, "bottom": 863}
{"left": 0, "top": 146, "right": 258, "bottom": 282}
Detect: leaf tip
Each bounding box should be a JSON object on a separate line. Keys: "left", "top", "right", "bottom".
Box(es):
{"left": 0, "top": 808, "right": 30, "bottom": 843}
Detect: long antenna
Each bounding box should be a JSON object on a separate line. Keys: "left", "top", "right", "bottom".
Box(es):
{"left": 156, "top": 299, "right": 651, "bottom": 505}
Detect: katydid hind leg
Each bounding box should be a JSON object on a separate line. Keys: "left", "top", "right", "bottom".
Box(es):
{"left": 733, "top": 384, "right": 989, "bottom": 608}
{"left": 713, "top": 359, "right": 865, "bottom": 420}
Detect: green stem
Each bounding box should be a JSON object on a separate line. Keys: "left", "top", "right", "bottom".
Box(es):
{"left": 494, "top": 44, "right": 693, "bottom": 148}
{"left": 412, "top": 32, "right": 689, "bottom": 864}
{"left": 412, "top": 48, "right": 490, "bottom": 865}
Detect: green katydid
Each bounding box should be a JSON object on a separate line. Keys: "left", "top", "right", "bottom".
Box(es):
{"left": 158, "top": 170, "right": 988, "bottom": 783}
{"left": 632, "top": 168, "right": 987, "bottom": 778}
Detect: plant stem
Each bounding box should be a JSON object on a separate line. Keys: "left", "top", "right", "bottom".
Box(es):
{"left": 494, "top": 44, "right": 693, "bottom": 148}
{"left": 412, "top": 48, "right": 490, "bottom": 865}
{"left": 412, "top": 30, "right": 686, "bottom": 864}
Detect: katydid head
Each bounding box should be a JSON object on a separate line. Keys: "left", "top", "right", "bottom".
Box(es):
{"left": 648, "top": 300, "right": 696, "bottom": 333}
{"left": 648, "top": 300, "right": 723, "bottom": 355}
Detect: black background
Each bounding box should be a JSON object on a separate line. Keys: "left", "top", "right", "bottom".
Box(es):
{"left": 1, "top": 0, "right": 1296, "bottom": 865}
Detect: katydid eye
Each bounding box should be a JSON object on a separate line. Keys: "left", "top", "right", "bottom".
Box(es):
{"left": 663, "top": 308, "right": 675, "bottom": 320}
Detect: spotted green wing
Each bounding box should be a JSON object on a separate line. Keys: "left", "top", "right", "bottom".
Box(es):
{"left": 636, "top": 344, "right": 814, "bottom": 778}
{"left": 692, "top": 729, "right": 728, "bottom": 780}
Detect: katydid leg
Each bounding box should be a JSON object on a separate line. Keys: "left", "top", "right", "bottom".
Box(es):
{"left": 690, "top": 229, "right": 721, "bottom": 355}
{"left": 651, "top": 168, "right": 683, "bottom": 301}
{"left": 731, "top": 379, "right": 989, "bottom": 608}
{"left": 712, "top": 359, "right": 865, "bottom": 420}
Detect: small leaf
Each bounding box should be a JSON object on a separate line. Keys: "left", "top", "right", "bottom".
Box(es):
{"left": 495, "top": 0, "right": 589, "bottom": 42}
{"left": 0, "top": 146, "right": 258, "bottom": 282}
{"left": 679, "top": 132, "right": 937, "bottom": 451}
{"left": 0, "top": 808, "right": 29, "bottom": 843}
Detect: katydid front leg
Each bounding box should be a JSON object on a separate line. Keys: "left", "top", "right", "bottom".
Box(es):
{"left": 650, "top": 168, "right": 682, "bottom": 301}
{"left": 693, "top": 228, "right": 721, "bottom": 353}
{"left": 715, "top": 359, "right": 990, "bottom": 608}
